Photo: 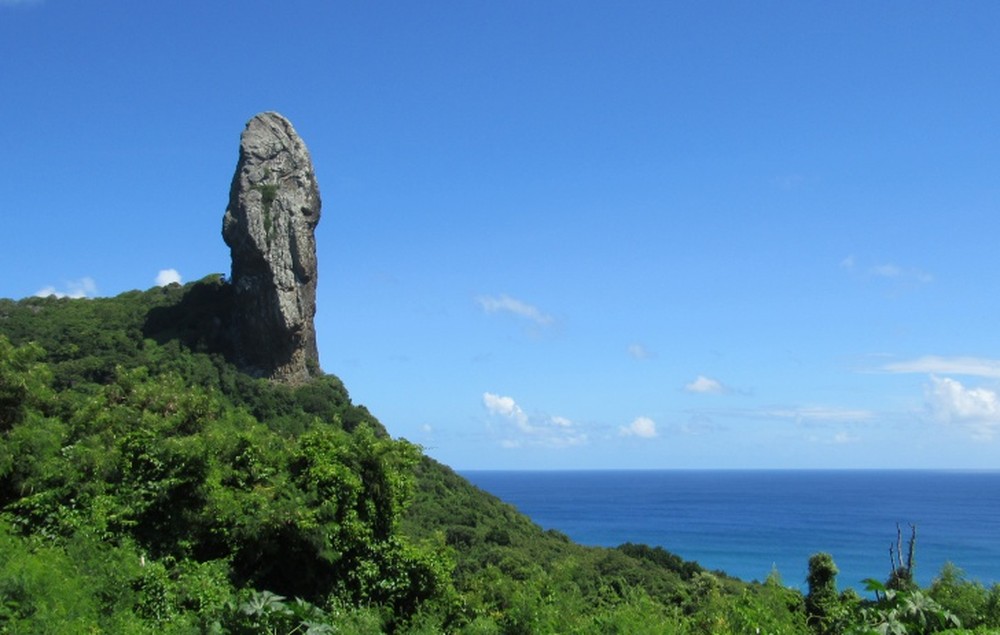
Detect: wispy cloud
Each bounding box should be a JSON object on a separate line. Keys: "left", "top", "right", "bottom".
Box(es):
{"left": 773, "top": 173, "right": 804, "bottom": 191}
{"left": 871, "top": 263, "right": 933, "bottom": 283}
{"left": 550, "top": 416, "right": 573, "bottom": 428}
{"left": 0, "top": 0, "right": 43, "bottom": 6}
{"left": 841, "top": 255, "right": 932, "bottom": 284}
{"left": 628, "top": 343, "right": 654, "bottom": 360}
{"left": 684, "top": 375, "right": 726, "bottom": 394}
{"left": 35, "top": 277, "right": 97, "bottom": 299}
{"left": 476, "top": 294, "right": 553, "bottom": 326}
{"left": 673, "top": 415, "right": 722, "bottom": 436}
{"left": 620, "top": 416, "right": 658, "bottom": 438}
{"left": 870, "top": 264, "right": 902, "bottom": 278}
{"left": 155, "top": 268, "right": 182, "bottom": 286}
{"left": 762, "top": 406, "right": 875, "bottom": 424}
{"left": 926, "top": 376, "right": 1000, "bottom": 441}
{"left": 831, "top": 431, "right": 859, "bottom": 444}
{"left": 482, "top": 392, "right": 586, "bottom": 448}
{"left": 882, "top": 356, "right": 1000, "bottom": 379}
{"left": 807, "top": 430, "right": 861, "bottom": 445}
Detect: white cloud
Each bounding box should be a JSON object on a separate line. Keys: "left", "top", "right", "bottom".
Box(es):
{"left": 483, "top": 392, "right": 530, "bottom": 431}
{"left": 927, "top": 376, "right": 1000, "bottom": 440}
{"left": 476, "top": 294, "right": 553, "bottom": 326}
{"left": 35, "top": 277, "right": 97, "bottom": 299}
{"left": 155, "top": 269, "right": 182, "bottom": 286}
{"left": 881, "top": 361, "right": 1000, "bottom": 439}
{"left": 620, "top": 416, "right": 658, "bottom": 438}
{"left": 628, "top": 343, "right": 653, "bottom": 360}
{"left": 482, "top": 392, "right": 586, "bottom": 447}
{"left": 685, "top": 375, "right": 725, "bottom": 394}
{"left": 883, "top": 356, "right": 1000, "bottom": 379}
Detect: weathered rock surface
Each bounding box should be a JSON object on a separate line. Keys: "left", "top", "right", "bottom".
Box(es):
{"left": 222, "top": 112, "right": 321, "bottom": 383}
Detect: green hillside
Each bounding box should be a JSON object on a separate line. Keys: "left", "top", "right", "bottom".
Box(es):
{"left": 1, "top": 278, "right": 997, "bottom": 633}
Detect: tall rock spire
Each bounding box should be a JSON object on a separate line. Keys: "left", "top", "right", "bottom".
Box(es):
{"left": 222, "top": 112, "right": 321, "bottom": 383}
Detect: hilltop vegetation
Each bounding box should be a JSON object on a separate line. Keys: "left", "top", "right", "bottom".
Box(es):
{"left": 2, "top": 277, "right": 999, "bottom": 633}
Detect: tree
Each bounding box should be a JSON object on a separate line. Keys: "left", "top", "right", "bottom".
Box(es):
{"left": 887, "top": 523, "right": 917, "bottom": 591}
{"left": 807, "top": 552, "right": 842, "bottom": 635}
{"left": 0, "top": 337, "right": 50, "bottom": 430}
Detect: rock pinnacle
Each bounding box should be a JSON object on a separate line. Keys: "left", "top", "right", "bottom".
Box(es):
{"left": 222, "top": 112, "right": 321, "bottom": 383}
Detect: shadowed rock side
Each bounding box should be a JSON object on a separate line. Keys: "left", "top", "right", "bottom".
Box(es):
{"left": 222, "top": 112, "right": 321, "bottom": 383}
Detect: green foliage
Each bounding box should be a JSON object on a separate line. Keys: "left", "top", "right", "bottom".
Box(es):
{"left": 253, "top": 182, "right": 280, "bottom": 240}
{"left": 851, "top": 578, "right": 961, "bottom": 635}
{"left": 0, "top": 284, "right": 451, "bottom": 628}
{"left": 0, "top": 520, "right": 104, "bottom": 631}
{"left": 258, "top": 183, "right": 279, "bottom": 210}
{"left": 808, "top": 552, "right": 848, "bottom": 634}
{"left": 727, "top": 571, "right": 808, "bottom": 635}
{"left": 930, "top": 564, "right": 1000, "bottom": 631}
{"left": 1, "top": 281, "right": 993, "bottom": 633}
{"left": 617, "top": 542, "right": 705, "bottom": 583}
{"left": 0, "top": 337, "right": 51, "bottom": 431}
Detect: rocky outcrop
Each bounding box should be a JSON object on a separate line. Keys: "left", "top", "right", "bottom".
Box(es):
{"left": 222, "top": 112, "right": 321, "bottom": 383}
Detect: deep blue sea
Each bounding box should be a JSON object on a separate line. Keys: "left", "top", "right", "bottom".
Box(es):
{"left": 461, "top": 470, "right": 1000, "bottom": 591}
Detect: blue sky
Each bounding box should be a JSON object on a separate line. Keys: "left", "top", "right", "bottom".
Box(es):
{"left": 2, "top": 1, "right": 999, "bottom": 469}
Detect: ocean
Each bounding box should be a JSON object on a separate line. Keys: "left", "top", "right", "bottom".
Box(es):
{"left": 460, "top": 470, "right": 1000, "bottom": 591}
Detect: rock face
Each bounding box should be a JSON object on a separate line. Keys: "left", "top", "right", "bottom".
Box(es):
{"left": 222, "top": 112, "right": 321, "bottom": 383}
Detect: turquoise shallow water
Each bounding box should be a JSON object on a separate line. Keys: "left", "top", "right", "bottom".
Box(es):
{"left": 461, "top": 470, "right": 1000, "bottom": 591}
